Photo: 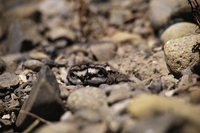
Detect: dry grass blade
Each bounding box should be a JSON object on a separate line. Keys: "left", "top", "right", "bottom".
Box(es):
{"left": 20, "top": 109, "right": 52, "bottom": 125}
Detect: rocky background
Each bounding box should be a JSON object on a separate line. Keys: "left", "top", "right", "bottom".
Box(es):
{"left": 1, "top": 0, "right": 200, "bottom": 133}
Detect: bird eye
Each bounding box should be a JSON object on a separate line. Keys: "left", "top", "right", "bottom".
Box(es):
{"left": 70, "top": 72, "right": 76, "bottom": 78}
{"left": 98, "top": 69, "right": 105, "bottom": 76}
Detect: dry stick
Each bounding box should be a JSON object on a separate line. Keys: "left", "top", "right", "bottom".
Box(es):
{"left": 20, "top": 109, "right": 52, "bottom": 125}
{"left": 23, "top": 119, "right": 40, "bottom": 133}
{"left": 78, "top": 0, "right": 106, "bottom": 39}
{"left": 174, "top": 79, "right": 200, "bottom": 94}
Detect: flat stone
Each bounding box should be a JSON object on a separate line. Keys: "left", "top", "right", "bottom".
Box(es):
{"left": 23, "top": 60, "right": 44, "bottom": 72}
{"left": 0, "top": 72, "right": 19, "bottom": 89}
{"left": 149, "top": 0, "right": 194, "bottom": 30}
{"left": 67, "top": 87, "right": 107, "bottom": 111}
{"left": 81, "top": 123, "right": 107, "bottom": 133}
{"left": 74, "top": 109, "right": 101, "bottom": 123}
{"left": 164, "top": 34, "right": 200, "bottom": 78}
{"left": 29, "top": 52, "right": 49, "bottom": 59}
{"left": 190, "top": 86, "right": 200, "bottom": 104}
{"left": 127, "top": 94, "right": 200, "bottom": 130}
{"left": 123, "top": 114, "right": 172, "bottom": 133}
{"left": 90, "top": 42, "right": 116, "bottom": 61}
{"left": 35, "top": 122, "right": 79, "bottom": 133}
{"left": 160, "top": 22, "right": 198, "bottom": 43}
{"left": 0, "top": 57, "right": 15, "bottom": 74}
{"left": 107, "top": 86, "right": 131, "bottom": 104}
{"left": 45, "top": 27, "right": 75, "bottom": 41}
{"left": 111, "top": 31, "right": 141, "bottom": 43}
{"left": 16, "top": 66, "right": 64, "bottom": 130}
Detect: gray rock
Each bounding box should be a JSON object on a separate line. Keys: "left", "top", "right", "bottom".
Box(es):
{"left": 81, "top": 123, "right": 107, "bottom": 133}
{"left": 74, "top": 109, "right": 101, "bottom": 123}
{"left": 35, "top": 122, "right": 79, "bottom": 133}
{"left": 90, "top": 42, "right": 116, "bottom": 61}
{"left": 122, "top": 114, "right": 172, "bottom": 133}
{"left": 148, "top": 80, "right": 162, "bottom": 94}
{"left": 0, "top": 57, "right": 15, "bottom": 74}
{"left": 164, "top": 34, "right": 200, "bottom": 78}
{"left": 107, "top": 87, "right": 131, "bottom": 104}
{"left": 161, "top": 75, "right": 178, "bottom": 90}
{"left": 103, "top": 83, "right": 131, "bottom": 93}
{"left": 111, "top": 99, "right": 131, "bottom": 115}
{"left": 67, "top": 87, "right": 107, "bottom": 111}
{"left": 109, "top": 11, "right": 124, "bottom": 26}
{"left": 160, "top": 22, "right": 198, "bottom": 43}
{"left": 59, "top": 84, "right": 70, "bottom": 99}
{"left": 0, "top": 72, "right": 19, "bottom": 89}
{"left": 149, "top": 0, "right": 195, "bottom": 30}
{"left": 7, "top": 19, "right": 42, "bottom": 53}
{"left": 16, "top": 66, "right": 64, "bottom": 130}
{"left": 1, "top": 53, "right": 29, "bottom": 71}
{"left": 23, "top": 60, "right": 44, "bottom": 72}
{"left": 45, "top": 27, "right": 75, "bottom": 42}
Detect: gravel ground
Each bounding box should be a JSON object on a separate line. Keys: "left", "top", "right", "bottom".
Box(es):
{"left": 1, "top": 0, "right": 200, "bottom": 133}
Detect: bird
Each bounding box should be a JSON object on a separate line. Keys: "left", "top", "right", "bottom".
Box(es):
{"left": 67, "top": 62, "right": 110, "bottom": 86}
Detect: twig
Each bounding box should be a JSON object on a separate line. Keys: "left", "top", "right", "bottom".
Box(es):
{"left": 22, "top": 119, "right": 40, "bottom": 133}
{"left": 173, "top": 79, "right": 200, "bottom": 94}
{"left": 20, "top": 109, "right": 52, "bottom": 125}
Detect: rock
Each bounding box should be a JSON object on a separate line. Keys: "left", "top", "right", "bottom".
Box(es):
{"left": 127, "top": 94, "right": 200, "bottom": 130}
{"left": 0, "top": 119, "right": 12, "bottom": 126}
{"left": 164, "top": 34, "right": 200, "bottom": 78}
{"left": 177, "top": 75, "right": 190, "bottom": 89}
{"left": 0, "top": 57, "right": 15, "bottom": 74}
{"left": 16, "top": 66, "right": 64, "bottom": 130}
{"left": 1, "top": 53, "right": 29, "bottom": 71}
{"left": 7, "top": 19, "right": 42, "bottom": 53}
{"left": 111, "top": 31, "right": 141, "bottom": 43}
{"left": 109, "top": 10, "right": 128, "bottom": 26}
{"left": 81, "top": 123, "right": 107, "bottom": 133}
{"left": 123, "top": 114, "right": 172, "bottom": 133}
{"left": 148, "top": 80, "right": 162, "bottom": 93}
{"left": 111, "top": 99, "right": 130, "bottom": 115}
{"left": 45, "top": 27, "right": 75, "bottom": 42}
{"left": 60, "top": 111, "right": 73, "bottom": 121}
{"left": 67, "top": 87, "right": 107, "bottom": 111}
{"left": 74, "top": 109, "right": 101, "bottom": 123}
{"left": 23, "top": 60, "right": 44, "bottom": 72}
{"left": 59, "top": 84, "right": 70, "bottom": 99}
{"left": 161, "top": 75, "right": 178, "bottom": 90}
{"left": 107, "top": 86, "right": 131, "bottom": 104}
{"left": 189, "top": 86, "right": 200, "bottom": 104}
{"left": 149, "top": 0, "right": 194, "bottom": 30}
{"left": 39, "top": 0, "right": 71, "bottom": 17}
{"left": 29, "top": 51, "right": 49, "bottom": 59}
{"left": 111, "top": 0, "right": 148, "bottom": 12}
{"left": 0, "top": 72, "right": 19, "bottom": 89}
{"left": 35, "top": 122, "right": 79, "bottom": 133}
{"left": 160, "top": 22, "right": 198, "bottom": 43}
{"left": 90, "top": 42, "right": 116, "bottom": 61}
